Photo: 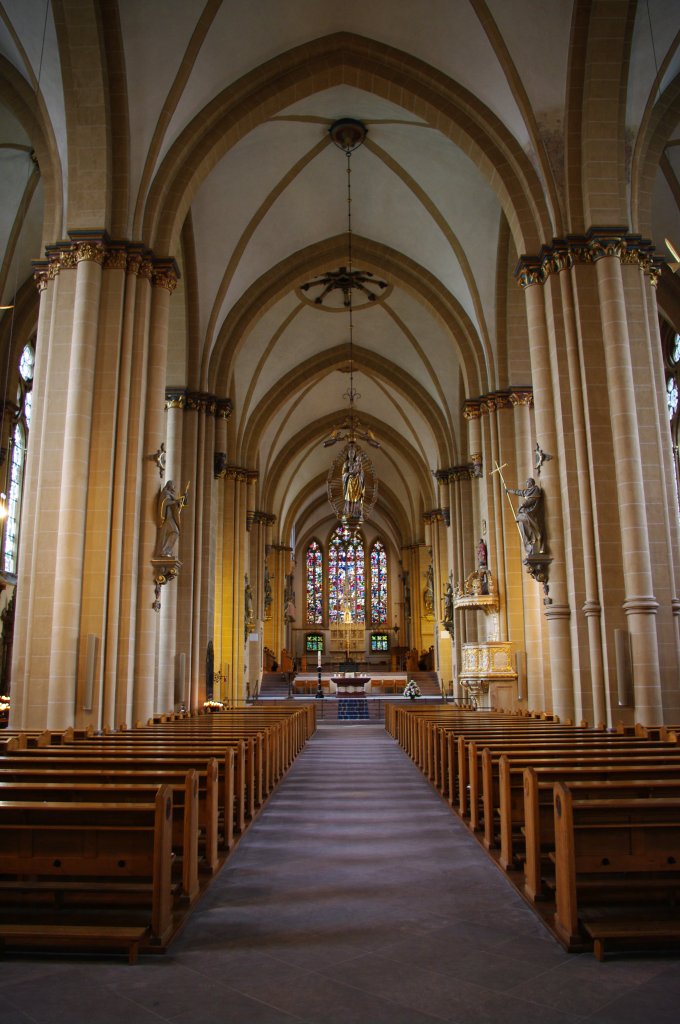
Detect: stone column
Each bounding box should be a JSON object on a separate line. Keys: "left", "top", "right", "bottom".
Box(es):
{"left": 132, "top": 260, "right": 178, "bottom": 724}
{"left": 47, "top": 241, "right": 105, "bottom": 729}
{"left": 558, "top": 260, "right": 606, "bottom": 726}
{"left": 101, "top": 248, "right": 143, "bottom": 730}
{"left": 157, "top": 389, "right": 185, "bottom": 712}
{"left": 594, "top": 252, "right": 662, "bottom": 722}
{"left": 520, "top": 275, "right": 574, "bottom": 720}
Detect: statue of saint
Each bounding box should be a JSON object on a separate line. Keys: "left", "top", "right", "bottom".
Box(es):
{"left": 155, "top": 480, "right": 188, "bottom": 558}
{"left": 443, "top": 575, "right": 454, "bottom": 626}
{"left": 477, "top": 538, "right": 488, "bottom": 568}
{"left": 423, "top": 564, "right": 434, "bottom": 615}
{"left": 505, "top": 478, "right": 545, "bottom": 556}
{"left": 342, "top": 444, "right": 365, "bottom": 516}
{"left": 244, "top": 574, "right": 254, "bottom": 629}
{"left": 264, "top": 563, "right": 272, "bottom": 616}
{"left": 284, "top": 571, "right": 296, "bottom": 623}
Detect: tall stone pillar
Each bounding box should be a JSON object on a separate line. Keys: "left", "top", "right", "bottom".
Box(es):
{"left": 132, "top": 260, "right": 179, "bottom": 724}
{"left": 519, "top": 273, "right": 574, "bottom": 720}
{"left": 157, "top": 389, "right": 185, "bottom": 711}
{"left": 47, "top": 240, "right": 105, "bottom": 729}
{"left": 594, "top": 251, "right": 662, "bottom": 722}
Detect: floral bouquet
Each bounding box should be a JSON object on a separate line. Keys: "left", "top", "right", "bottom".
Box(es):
{"left": 403, "top": 679, "right": 421, "bottom": 699}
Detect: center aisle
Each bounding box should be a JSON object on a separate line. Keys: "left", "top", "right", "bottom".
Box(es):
{"left": 168, "top": 723, "right": 667, "bottom": 1023}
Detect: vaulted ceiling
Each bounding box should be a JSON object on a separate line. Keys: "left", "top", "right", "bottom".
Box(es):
{"left": 1, "top": 0, "right": 679, "bottom": 554}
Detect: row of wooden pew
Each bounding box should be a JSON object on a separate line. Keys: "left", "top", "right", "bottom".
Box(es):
{"left": 385, "top": 704, "right": 680, "bottom": 960}
{"left": 0, "top": 703, "right": 315, "bottom": 962}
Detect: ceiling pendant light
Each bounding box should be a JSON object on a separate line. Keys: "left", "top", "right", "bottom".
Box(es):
{"left": 323, "top": 119, "right": 379, "bottom": 526}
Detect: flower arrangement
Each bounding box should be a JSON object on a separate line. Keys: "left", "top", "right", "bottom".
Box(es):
{"left": 403, "top": 679, "right": 421, "bottom": 700}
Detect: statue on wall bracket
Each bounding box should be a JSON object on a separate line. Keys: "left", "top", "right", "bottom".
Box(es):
{"left": 493, "top": 461, "right": 552, "bottom": 605}
{"left": 151, "top": 479, "right": 190, "bottom": 611}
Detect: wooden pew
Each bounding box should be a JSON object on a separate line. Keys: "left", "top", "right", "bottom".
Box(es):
{"left": 552, "top": 782, "right": 680, "bottom": 953}
{"left": 0, "top": 761, "right": 220, "bottom": 874}
{"left": 0, "top": 751, "right": 235, "bottom": 851}
{"left": 0, "top": 787, "right": 175, "bottom": 952}
{"left": 0, "top": 775, "right": 200, "bottom": 902}
{"left": 469, "top": 734, "right": 677, "bottom": 832}
{"left": 522, "top": 765, "right": 680, "bottom": 902}
{"left": 489, "top": 747, "right": 680, "bottom": 861}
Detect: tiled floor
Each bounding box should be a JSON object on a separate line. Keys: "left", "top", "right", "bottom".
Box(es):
{"left": 0, "top": 723, "right": 678, "bottom": 1023}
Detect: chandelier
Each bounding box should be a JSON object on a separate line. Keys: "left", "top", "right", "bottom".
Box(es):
{"left": 323, "top": 119, "right": 380, "bottom": 526}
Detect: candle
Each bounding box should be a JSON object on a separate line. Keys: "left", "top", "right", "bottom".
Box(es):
{"left": 317, "top": 650, "right": 321, "bottom": 668}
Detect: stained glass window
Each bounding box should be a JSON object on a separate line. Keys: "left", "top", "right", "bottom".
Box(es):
{"left": 305, "top": 539, "right": 323, "bottom": 624}
{"left": 370, "top": 539, "right": 387, "bottom": 625}
{"left": 305, "top": 633, "right": 323, "bottom": 652}
{"left": 2, "top": 341, "right": 33, "bottom": 576}
{"left": 371, "top": 632, "right": 389, "bottom": 651}
{"left": 3, "top": 423, "right": 24, "bottom": 575}
{"left": 328, "top": 525, "right": 365, "bottom": 623}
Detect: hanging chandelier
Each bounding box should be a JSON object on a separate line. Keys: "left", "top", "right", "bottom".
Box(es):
{"left": 323, "top": 118, "right": 380, "bottom": 526}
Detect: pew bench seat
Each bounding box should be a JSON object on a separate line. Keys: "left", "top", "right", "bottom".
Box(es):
{"left": 583, "top": 916, "right": 680, "bottom": 961}
{"left": 0, "top": 923, "right": 150, "bottom": 964}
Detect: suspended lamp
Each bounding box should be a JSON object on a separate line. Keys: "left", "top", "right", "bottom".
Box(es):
{"left": 323, "top": 119, "right": 380, "bottom": 526}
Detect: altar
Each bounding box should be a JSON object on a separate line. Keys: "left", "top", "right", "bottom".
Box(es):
{"left": 331, "top": 674, "right": 370, "bottom": 696}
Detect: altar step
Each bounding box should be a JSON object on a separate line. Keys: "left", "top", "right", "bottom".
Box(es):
{"left": 406, "top": 671, "right": 441, "bottom": 696}
{"left": 336, "top": 698, "right": 375, "bottom": 722}
{"left": 259, "top": 672, "right": 290, "bottom": 699}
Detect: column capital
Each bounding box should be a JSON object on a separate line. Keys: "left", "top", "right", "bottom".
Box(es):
{"left": 214, "top": 455, "right": 258, "bottom": 482}
{"left": 515, "top": 228, "right": 662, "bottom": 288}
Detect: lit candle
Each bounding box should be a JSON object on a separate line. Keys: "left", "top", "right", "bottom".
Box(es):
{"left": 317, "top": 650, "right": 321, "bottom": 668}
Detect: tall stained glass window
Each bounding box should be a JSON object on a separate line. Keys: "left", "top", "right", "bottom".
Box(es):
{"left": 305, "top": 539, "right": 323, "bottom": 624}
{"left": 370, "top": 539, "right": 387, "bottom": 625}
{"left": 3, "top": 341, "right": 33, "bottom": 575}
{"left": 328, "top": 525, "right": 365, "bottom": 623}
{"left": 663, "top": 324, "right": 680, "bottom": 520}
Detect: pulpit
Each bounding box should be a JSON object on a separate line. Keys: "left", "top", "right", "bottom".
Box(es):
{"left": 459, "top": 642, "right": 517, "bottom": 710}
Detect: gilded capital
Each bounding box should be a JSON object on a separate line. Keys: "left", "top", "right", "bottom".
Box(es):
{"left": 165, "top": 388, "right": 186, "bottom": 410}
{"left": 463, "top": 400, "right": 482, "bottom": 420}
{"left": 216, "top": 398, "right": 233, "bottom": 420}
{"left": 515, "top": 228, "right": 661, "bottom": 288}
{"left": 152, "top": 259, "right": 180, "bottom": 293}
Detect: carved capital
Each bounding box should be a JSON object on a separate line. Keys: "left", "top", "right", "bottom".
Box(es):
{"left": 165, "top": 388, "right": 186, "bottom": 410}
{"left": 216, "top": 397, "right": 233, "bottom": 420}
{"left": 152, "top": 259, "right": 180, "bottom": 293}
{"left": 32, "top": 260, "right": 50, "bottom": 292}
{"left": 104, "top": 247, "right": 128, "bottom": 271}
{"left": 214, "top": 457, "right": 257, "bottom": 483}
{"left": 508, "top": 388, "right": 534, "bottom": 408}
{"left": 515, "top": 228, "right": 661, "bottom": 288}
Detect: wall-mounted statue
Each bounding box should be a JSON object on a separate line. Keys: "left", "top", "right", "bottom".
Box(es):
{"left": 505, "top": 477, "right": 545, "bottom": 557}
{"left": 284, "top": 570, "right": 296, "bottom": 623}
{"left": 155, "top": 480, "right": 189, "bottom": 558}
{"left": 442, "top": 574, "right": 454, "bottom": 629}
{"left": 264, "top": 563, "right": 272, "bottom": 617}
{"left": 423, "top": 563, "right": 434, "bottom": 615}
{"left": 244, "top": 574, "right": 254, "bottom": 638}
